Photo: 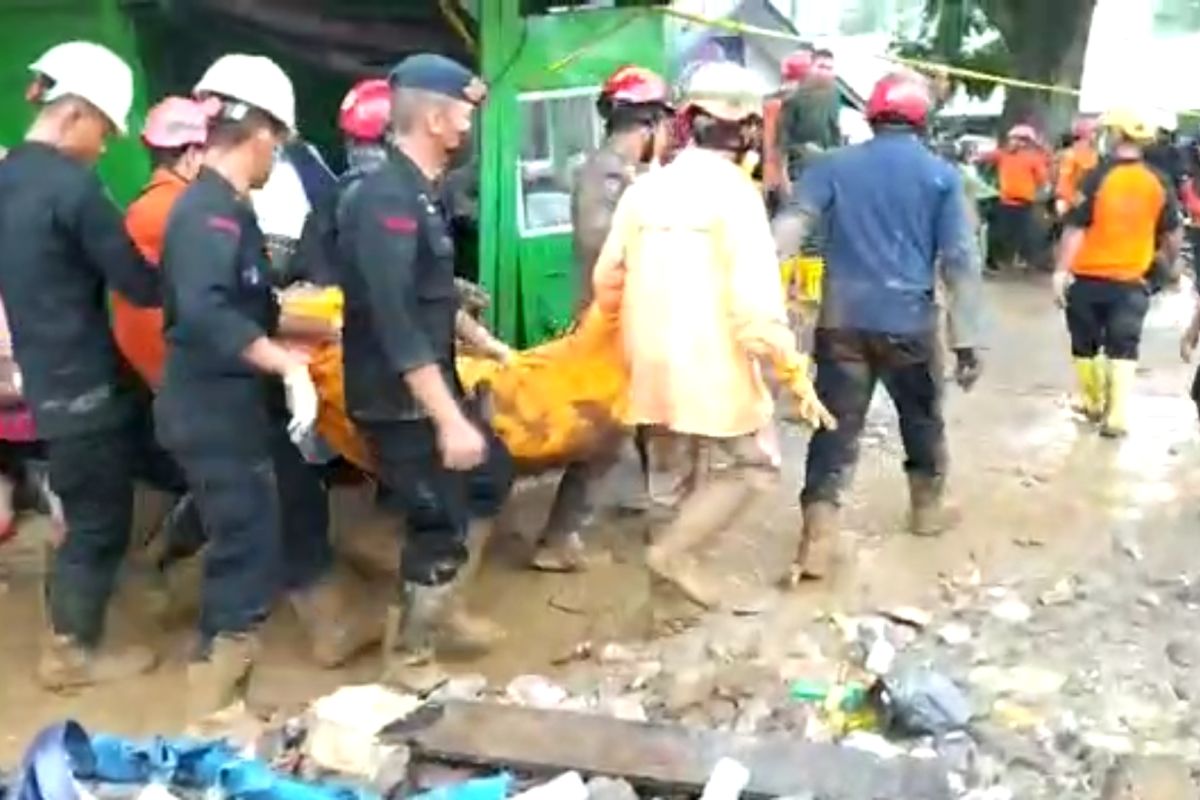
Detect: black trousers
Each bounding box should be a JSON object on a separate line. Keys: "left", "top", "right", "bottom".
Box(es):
{"left": 802, "top": 328, "right": 947, "bottom": 507}
{"left": 1065, "top": 277, "right": 1150, "bottom": 361}
{"left": 361, "top": 417, "right": 513, "bottom": 587}
{"left": 157, "top": 384, "right": 331, "bottom": 640}
{"left": 990, "top": 202, "right": 1044, "bottom": 268}
{"left": 46, "top": 401, "right": 202, "bottom": 646}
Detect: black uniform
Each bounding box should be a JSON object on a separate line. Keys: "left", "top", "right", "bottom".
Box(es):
{"left": 156, "top": 168, "right": 331, "bottom": 640}
{"left": 339, "top": 149, "right": 512, "bottom": 586}
{"left": 0, "top": 142, "right": 165, "bottom": 646}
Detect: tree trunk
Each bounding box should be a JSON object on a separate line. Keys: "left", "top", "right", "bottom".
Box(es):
{"left": 990, "top": 0, "right": 1098, "bottom": 137}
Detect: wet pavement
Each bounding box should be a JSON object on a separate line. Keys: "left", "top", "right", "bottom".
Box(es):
{"left": 2, "top": 276, "right": 1200, "bottom": 795}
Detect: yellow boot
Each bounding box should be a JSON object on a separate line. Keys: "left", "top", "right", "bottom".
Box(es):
{"left": 1071, "top": 357, "right": 1104, "bottom": 422}
{"left": 1101, "top": 359, "right": 1136, "bottom": 438}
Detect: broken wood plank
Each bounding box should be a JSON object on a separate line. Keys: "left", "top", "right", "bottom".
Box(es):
{"left": 385, "top": 701, "right": 951, "bottom": 800}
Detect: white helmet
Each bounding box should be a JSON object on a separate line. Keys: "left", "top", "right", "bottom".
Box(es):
{"left": 29, "top": 41, "right": 134, "bottom": 134}
{"left": 682, "top": 61, "right": 767, "bottom": 122}
{"left": 194, "top": 54, "right": 296, "bottom": 131}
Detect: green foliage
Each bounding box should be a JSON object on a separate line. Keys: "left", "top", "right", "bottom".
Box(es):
{"left": 892, "top": 0, "right": 1008, "bottom": 99}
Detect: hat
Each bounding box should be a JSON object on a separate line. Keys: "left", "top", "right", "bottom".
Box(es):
{"left": 388, "top": 54, "right": 486, "bottom": 106}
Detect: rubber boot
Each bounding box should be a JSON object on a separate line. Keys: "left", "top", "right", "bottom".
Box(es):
{"left": 439, "top": 520, "right": 506, "bottom": 656}
{"left": 908, "top": 474, "right": 959, "bottom": 537}
{"left": 785, "top": 501, "right": 840, "bottom": 585}
{"left": 1071, "top": 357, "right": 1104, "bottom": 422}
{"left": 381, "top": 583, "right": 452, "bottom": 694}
{"left": 1101, "top": 359, "right": 1136, "bottom": 438}
{"left": 645, "top": 476, "right": 757, "bottom": 610}
{"left": 289, "top": 569, "right": 381, "bottom": 668}
{"left": 187, "top": 634, "right": 257, "bottom": 723}
{"left": 37, "top": 635, "right": 158, "bottom": 692}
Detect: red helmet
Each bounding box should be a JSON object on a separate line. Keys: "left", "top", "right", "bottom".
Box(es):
{"left": 866, "top": 73, "right": 932, "bottom": 128}
{"left": 781, "top": 50, "right": 813, "bottom": 82}
{"left": 600, "top": 65, "right": 670, "bottom": 108}
{"left": 338, "top": 78, "right": 391, "bottom": 142}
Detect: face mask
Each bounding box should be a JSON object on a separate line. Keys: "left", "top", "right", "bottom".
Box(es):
{"left": 446, "top": 129, "right": 474, "bottom": 171}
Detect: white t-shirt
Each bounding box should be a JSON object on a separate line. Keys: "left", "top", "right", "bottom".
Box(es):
{"left": 251, "top": 157, "right": 311, "bottom": 240}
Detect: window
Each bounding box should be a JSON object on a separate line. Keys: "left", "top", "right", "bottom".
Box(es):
{"left": 517, "top": 88, "right": 603, "bottom": 237}
{"left": 1154, "top": 0, "right": 1200, "bottom": 34}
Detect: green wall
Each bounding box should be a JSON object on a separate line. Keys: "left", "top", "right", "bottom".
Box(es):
{"left": 0, "top": 0, "right": 150, "bottom": 204}
{"left": 479, "top": 3, "right": 666, "bottom": 345}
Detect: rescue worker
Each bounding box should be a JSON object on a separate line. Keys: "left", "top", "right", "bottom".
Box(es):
{"left": 338, "top": 54, "right": 513, "bottom": 692}
{"left": 774, "top": 72, "right": 985, "bottom": 581}
{"left": 984, "top": 124, "right": 1050, "bottom": 270}
{"left": 531, "top": 64, "right": 673, "bottom": 573}
{"left": 779, "top": 46, "right": 841, "bottom": 197}
{"left": 112, "top": 97, "right": 212, "bottom": 586}
{"left": 157, "top": 54, "right": 375, "bottom": 720}
{"left": 0, "top": 41, "right": 166, "bottom": 689}
{"left": 114, "top": 97, "right": 210, "bottom": 389}
{"left": 1054, "top": 117, "right": 1099, "bottom": 220}
{"left": 1053, "top": 110, "right": 1182, "bottom": 438}
{"left": 764, "top": 45, "right": 814, "bottom": 212}
{"left": 292, "top": 77, "right": 509, "bottom": 366}
{"left": 292, "top": 78, "right": 392, "bottom": 287}
{"left": 591, "top": 61, "right": 835, "bottom": 609}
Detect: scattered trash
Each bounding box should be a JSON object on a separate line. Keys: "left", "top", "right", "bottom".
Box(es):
{"left": 598, "top": 643, "right": 636, "bottom": 664}
{"left": 305, "top": 684, "right": 419, "bottom": 778}
{"left": 430, "top": 674, "right": 488, "bottom": 703}
{"left": 506, "top": 675, "right": 569, "bottom": 709}
{"left": 840, "top": 731, "right": 904, "bottom": 760}
{"left": 1037, "top": 577, "right": 1077, "bottom": 607}
{"left": 584, "top": 776, "right": 638, "bottom": 800}
{"left": 991, "top": 699, "right": 1043, "bottom": 731}
{"left": 968, "top": 665, "right": 1066, "bottom": 699}
{"left": 874, "top": 667, "right": 972, "bottom": 737}
{"left": 864, "top": 639, "right": 897, "bottom": 676}
{"left": 698, "top": 757, "right": 750, "bottom": 800}
{"left": 989, "top": 598, "right": 1032, "bottom": 623}
{"left": 937, "top": 622, "right": 973, "bottom": 646}
{"left": 511, "top": 772, "right": 587, "bottom": 800}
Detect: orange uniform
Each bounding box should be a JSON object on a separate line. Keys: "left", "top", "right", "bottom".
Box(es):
{"left": 112, "top": 168, "right": 188, "bottom": 388}
{"left": 990, "top": 147, "right": 1050, "bottom": 205}
{"left": 1068, "top": 158, "right": 1179, "bottom": 282}
{"left": 762, "top": 94, "right": 784, "bottom": 190}
{"left": 1055, "top": 142, "right": 1099, "bottom": 207}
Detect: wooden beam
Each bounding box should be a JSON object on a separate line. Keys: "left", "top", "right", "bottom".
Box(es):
{"left": 387, "top": 701, "right": 952, "bottom": 800}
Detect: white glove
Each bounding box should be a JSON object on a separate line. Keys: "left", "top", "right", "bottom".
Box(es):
{"left": 1052, "top": 270, "right": 1072, "bottom": 309}
{"left": 283, "top": 365, "right": 319, "bottom": 443}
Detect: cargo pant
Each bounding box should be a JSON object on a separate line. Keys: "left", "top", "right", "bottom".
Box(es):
{"left": 802, "top": 329, "right": 947, "bottom": 507}
{"left": 157, "top": 383, "right": 331, "bottom": 641}
{"left": 46, "top": 400, "right": 205, "bottom": 645}
{"left": 361, "top": 417, "right": 513, "bottom": 587}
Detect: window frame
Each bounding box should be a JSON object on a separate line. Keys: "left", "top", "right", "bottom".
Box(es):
{"left": 515, "top": 85, "right": 604, "bottom": 239}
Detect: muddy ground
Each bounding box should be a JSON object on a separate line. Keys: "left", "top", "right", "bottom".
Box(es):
{"left": 2, "top": 276, "right": 1200, "bottom": 792}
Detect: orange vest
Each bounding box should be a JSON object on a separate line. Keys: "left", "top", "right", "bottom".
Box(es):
{"left": 994, "top": 148, "right": 1049, "bottom": 205}
{"left": 1055, "top": 142, "right": 1099, "bottom": 206}
{"left": 1071, "top": 160, "right": 1171, "bottom": 282}
{"left": 762, "top": 95, "right": 784, "bottom": 190}
{"left": 113, "top": 169, "right": 188, "bottom": 388}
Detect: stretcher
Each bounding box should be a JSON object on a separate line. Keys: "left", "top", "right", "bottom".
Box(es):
{"left": 284, "top": 288, "right": 630, "bottom": 473}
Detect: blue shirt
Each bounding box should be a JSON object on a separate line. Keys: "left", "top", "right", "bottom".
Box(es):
{"left": 795, "top": 131, "right": 973, "bottom": 335}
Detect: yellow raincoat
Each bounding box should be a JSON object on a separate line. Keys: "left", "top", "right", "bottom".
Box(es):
{"left": 286, "top": 288, "right": 629, "bottom": 473}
